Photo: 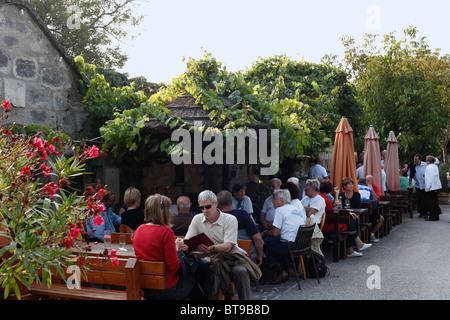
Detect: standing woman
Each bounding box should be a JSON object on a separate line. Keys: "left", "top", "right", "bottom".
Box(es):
{"left": 424, "top": 156, "right": 442, "bottom": 221}
{"left": 339, "top": 177, "right": 372, "bottom": 257}
{"left": 133, "top": 194, "right": 196, "bottom": 300}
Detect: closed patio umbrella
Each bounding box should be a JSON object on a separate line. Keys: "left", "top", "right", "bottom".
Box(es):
{"left": 385, "top": 131, "right": 401, "bottom": 191}
{"left": 362, "top": 125, "right": 384, "bottom": 196}
{"left": 331, "top": 117, "right": 358, "bottom": 194}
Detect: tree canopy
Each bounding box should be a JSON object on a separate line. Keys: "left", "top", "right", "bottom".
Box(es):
{"left": 341, "top": 26, "right": 450, "bottom": 162}
{"left": 31, "top": 0, "right": 143, "bottom": 69}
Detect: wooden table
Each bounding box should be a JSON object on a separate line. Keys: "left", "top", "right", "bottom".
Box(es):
{"left": 76, "top": 242, "right": 136, "bottom": 258}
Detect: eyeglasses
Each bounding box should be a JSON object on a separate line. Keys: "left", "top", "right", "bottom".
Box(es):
{"left": 198, "top": 204, "right": 212, "bottom": 211}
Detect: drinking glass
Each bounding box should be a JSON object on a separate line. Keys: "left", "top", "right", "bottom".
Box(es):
{"left": 345, "top": 199, "right": 350, "bottom": 208}
{"left": 119, "top": 234, "right": 127, "bottom": 251}
{"left": 104, "top": 230, "right": 112, "bottom": 249}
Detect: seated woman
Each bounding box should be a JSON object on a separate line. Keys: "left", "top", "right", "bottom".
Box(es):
{"left": 121, "top": 187, "right": 145, "bottom": 230}
{"left": 338, "top": 177, "right": 372, "bottom": 257}
{"left": 132, "top": 194, "right": 196, "bottom": 300}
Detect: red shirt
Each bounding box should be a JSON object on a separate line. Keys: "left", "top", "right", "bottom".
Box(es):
{"left": 319, "top": 193, "right": 347, "bottom": 232}
{"left": 132, "top": 224, "right": 180, "bottom": 289}
{"left": 372, "top": 183, "right": 380, "bottom": 196}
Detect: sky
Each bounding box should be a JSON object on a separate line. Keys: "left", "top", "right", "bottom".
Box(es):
{"left": 118, "top": 0, "right": 450, "bottom": 84}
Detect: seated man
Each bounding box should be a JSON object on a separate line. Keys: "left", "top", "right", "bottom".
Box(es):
{"left": 217, "top": 190, "right": 263, "bottom": 266}
{"left": 184, "top": 190, "right": 261, "bottom": 300}
{"left": 262, "top": 189, "right": 306, "bottom": 284}
{"left": 300, "top": 179, "right": 326, "bottom": 224}
{"left": 171, "top": 195, "right": 195, "bottom": 236}
{"left": 231, "top": 182, "right": 254, "bottom": 217}
{"left": 260, "top": 178, "right": 282, "bottom": 230}
{"left": 358, "top": 177, "right": 383, "bottom": 243}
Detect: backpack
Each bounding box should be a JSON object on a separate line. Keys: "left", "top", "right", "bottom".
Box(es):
{"left": 306, "top": 251, "right": 329, "bottom": 278}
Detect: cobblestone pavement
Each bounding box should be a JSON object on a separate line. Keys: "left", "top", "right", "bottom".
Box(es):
{"left": 250, "top": 203, "right": 450, "bottom": 300}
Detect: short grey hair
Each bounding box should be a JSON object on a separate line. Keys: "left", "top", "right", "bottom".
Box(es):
{"left": 198, "top": 190, "right": 217, "bottom": 204}
{"left": 273, "top": 189, "right": 291, "bottom": 204}
{"left": 306, "top": 179, "right": 320, "bottom": 192}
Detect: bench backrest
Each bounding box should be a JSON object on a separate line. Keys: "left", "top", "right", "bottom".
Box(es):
{"left": 125, "top": 258, "right": 166, "bottom": 300}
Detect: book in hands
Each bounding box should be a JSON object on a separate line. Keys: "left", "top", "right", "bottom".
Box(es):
{"left": 184, "top": 233, "right": 214, "bottom": 251}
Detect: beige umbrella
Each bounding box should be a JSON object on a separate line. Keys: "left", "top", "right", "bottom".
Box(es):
{"left": 331, "top": 117, "right": 358, "bottom": 193}
{"left": 362, "top": 125, "right": 384, "bottom": 196}
{"left": 385, "top": 131, "right": 401, "bottom": 191}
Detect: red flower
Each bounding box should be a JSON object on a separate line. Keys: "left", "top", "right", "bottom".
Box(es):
{"left": 93, "top": 215, "right": 104, "bottom": 226}
{"left": 110, "top": 249, "right": 118, "bottom": 257}
{"left": 52, "top": 136, "right": 61, "bottom": 143}
{"left": 111, "top": 256, "right": 119, "bottom": 267}
{"left": 69, "top": 226, "right": 81, "bottom": 240}
{"left": 87, "top": 145, "right": 99, "bottom": 158}
{"left": 59, "top": 178, "right": 70, "bottom": 187}
{"left": 20, "top": 166, "right": 31, "bottom": 175}
{"left": 33, "top": 137, "right": 44, "bottom": 150}
{"left": 77, "top": 256, "right": 86, "bottom": 267}
{"left": 61, "top": 236, "right": 73, "bottom": 249}
{"left": 97, "top": 189, "right": 106, "bottom": 198}
{"left": 2, "top": 100, "right": 10, "bottom": 110}
{"left": 43, "top": 182, "right": 59, "bottom": 197}
{"left": 40, "top": 163, "right": 52, "bottom": 177}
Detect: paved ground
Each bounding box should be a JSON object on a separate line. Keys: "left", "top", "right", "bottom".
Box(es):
{"left": 250, "top": 203, "right": 450, "bottom": 300}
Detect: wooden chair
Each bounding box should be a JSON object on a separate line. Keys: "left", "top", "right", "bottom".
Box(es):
{"left": 389, "top": 190, "right": 413, "bottom": 218}
{"left": 322, "top": 209, "right": 356, "bottom": 262}
{"left": 359, "top": 202, "right": 373, "bottom": 243}
{"left": 119, "top": 224, "right": 134, "bottom": 233}
{"left": 320, "top": 212, "right": 326, "bottom": 231}
{"left": 287, "top": 224, "right": 319, "bottom": 290}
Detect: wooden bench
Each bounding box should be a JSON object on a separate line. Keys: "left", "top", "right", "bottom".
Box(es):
{"left": 323, "top": 209, "right": 356, "bottom": 262}
{"left": 23, "top": 257, "right": 166, "bottom": 300}
{"left": 380, "top": 195, "right": 404, "bottom": 226}
{"left": 389, "top": 189, "right": 413, "bottom": 218}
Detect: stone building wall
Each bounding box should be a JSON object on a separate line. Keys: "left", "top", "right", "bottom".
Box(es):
{"left": 0, "top": 2, "right": 88, "bottom": 138}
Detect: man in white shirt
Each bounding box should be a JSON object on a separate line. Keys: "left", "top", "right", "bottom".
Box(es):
{"left": 308, "top": 157, "right": 329, "bottom": 180}
{"left": 262, "top": 189, "right": 306, "bottom": 284}
{"left": 409, "top": 154, "right": 428, "bottom": 218}
{"left": 424, "top": 156, "right": 442, "bottom": 221}
{"left": 260, "top": 178, "right": 281, "bottom": 230}
{"left": 300, "top": 179, "right": 326, "bottom": 224}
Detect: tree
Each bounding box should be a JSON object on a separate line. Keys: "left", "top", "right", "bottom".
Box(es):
{"left": 341, "top": 27, "right": 450, "bottom": 163}
{"left": 30, "top": 0, "right": 144, "bottom": 69}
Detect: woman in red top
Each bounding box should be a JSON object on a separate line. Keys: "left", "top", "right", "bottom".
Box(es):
{"left": 133, "top": 194, "right": 196, "bottom": 300}
{"left": 319, "top": 180, "right": 347, "bottom": 232}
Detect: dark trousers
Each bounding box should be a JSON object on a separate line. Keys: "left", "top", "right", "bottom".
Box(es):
{"left": 416, "top": 188, "right": 427, "bottom": 216}
{"left": 425, "top": 190, "right": 440, "bottom": 221}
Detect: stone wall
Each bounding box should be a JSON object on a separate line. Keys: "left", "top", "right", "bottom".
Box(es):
{"left": 0, "top": 3, "right": 88, "bottom": 138}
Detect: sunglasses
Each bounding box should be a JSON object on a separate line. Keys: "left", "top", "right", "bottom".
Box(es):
{"left": 198, "top": 204, "right": 212, "bottom": 211}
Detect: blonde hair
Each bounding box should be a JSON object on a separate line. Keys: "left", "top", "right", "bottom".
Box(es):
{"left": 124, "top": 187, "right": 141, "bottom": 207}
{"left": 144, "top": 194, "right": 171, "bottom": 227}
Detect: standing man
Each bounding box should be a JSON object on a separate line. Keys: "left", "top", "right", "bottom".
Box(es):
{"left": 409, "top": 154, "right": 428, "bottom": 218}
{"left": 260, "top": 178, "right": 282, "bottom": 230}
{"left": 308, "top": 157, "right": 329, "bottom": 180}
{"left": 231, "top": 182, "right": 254, "bottom": 216}
{"left": 424, "top": 156, "right": 442, "bottom": 221}
{"left": 184, "top": 190, "right": 261, "bottom": 300}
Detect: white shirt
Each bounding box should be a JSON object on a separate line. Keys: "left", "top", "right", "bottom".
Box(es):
{"left": 261, "top": 195, "right": 276, "bottom": 222}
{"left": 301, "top": 194, "right": 326, "bottom": 224}
{"left": 272, "top": 204, "right": 306, "bottom": 242}
{"left": 425, "top": 163, "right": 442, "bottom": 192}
{"left": 290, "top": 198, "right": 307, "bottom": 222}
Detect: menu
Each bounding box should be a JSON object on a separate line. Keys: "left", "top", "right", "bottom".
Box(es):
{"left": 183, "top": 233, "right": 214, "bottom": 251}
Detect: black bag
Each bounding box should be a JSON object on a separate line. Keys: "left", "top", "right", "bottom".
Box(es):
{"left": 306, "top": 252, "right": 329, "bottom": 278}
{"left": 177, "top": 251, "right": 214, "bottom": 300}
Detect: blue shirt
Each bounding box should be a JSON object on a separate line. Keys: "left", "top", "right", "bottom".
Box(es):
{"left": 86, "top": 206, "right": 121, "bottom": 242}
{"left": 410, "top": 161, "right": 426, "bottom": 190}
{"left": 358, "top": 184, "right": 373, "bottom": 201}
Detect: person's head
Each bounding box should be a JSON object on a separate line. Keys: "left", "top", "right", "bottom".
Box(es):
{"left": 316, "top": 157, "right": 324, "bottom": 165}
{"left": 381, "top": 150, "right": 387, "bottom": 159}
{"left": 176, "top": 195, "right": 192, "bottom": 213}
{"left": 249, "top": 174, "right": 259, "bottom": 184}
{"left": 198, "top": 190, "right": 218, "bottom": 219}
{"left": 366, "top": 175, "right": 374, "bottom": 185}
{"left": 414, "top": 154, "right": 422, "bottom": 165}
{"left": 304, "top": 179, "right": 320, "bottom": 197}
{"left": 287, "top": 177, "right": 299, "bottom": 187}
{"left": 281, "top": 181, "right": 300, "bottom": 200}
{"left": 232, "top": 183, "right": 246, "bottom": 200}
{"left": 102, "top": 191, "right": 115, "bottom": 207}
{"left": 426, "top": 155, "right": 435, "bottom": 164}
{"left": 342, "top": 177, "right": 354, "bottom": 192}
{"left": 124, "top": 187, "right": 141, "bottom": 208}
{"left": 144, "top": 194, "right": 171, "bottom": 227}
{"left": 216, "top": 190, "right": 233, "bottom": 210}
{"left": 269, "top": 178, "right": 282, "bottom": 194}
{"left": 273, "top": 189, "right": 291, "bottom": 208}
{"left": 401, "top": 170, "right": 408, "bottom": 177}
{"left": 357, "top": 177, "right": 367, "bottom": 186}
{"left": 320, "top": 180, "right": 333, "bottom": 194}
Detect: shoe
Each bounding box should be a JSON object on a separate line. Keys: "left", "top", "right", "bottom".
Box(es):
{"left": 347, "top": 251, "right": 363, "bottom": 258}
{"left": 358, "top": 243, "right": 372, "bottom": 252}
{"left": 371, "top": 235, "right": 380, "bottom": 243}
{"left": 425, "top": 217, "right": 437, "bottom": 221}
{"left": 271, "top": 271, "right": 288, "bottom": 284}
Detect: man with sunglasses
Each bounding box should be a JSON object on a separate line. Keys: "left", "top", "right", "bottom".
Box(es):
{"left": 184, "top": 190, "right": 259, "bottom": 300}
